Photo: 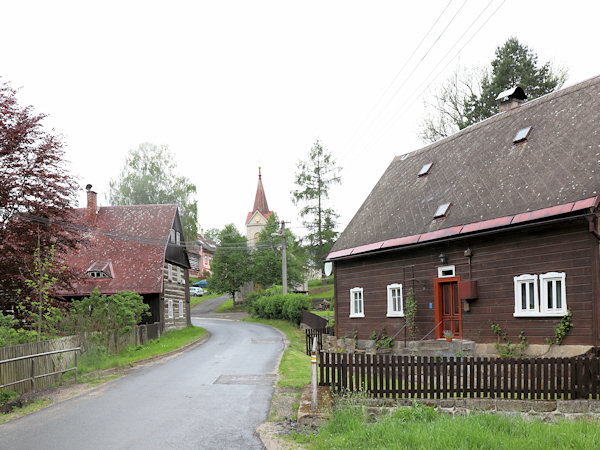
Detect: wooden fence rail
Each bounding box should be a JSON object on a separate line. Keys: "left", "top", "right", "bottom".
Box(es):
{"left": 0, "top": 322, "right": 161, "bottom": 395}
{"left": 305, "top": 327, "right": 334, "bottom": 355}
{"left": 319, "top": 352, "right": 600, "bottom": 400}
{"left": 0, "top": 348, "right": 80, "bottom": 390}
{"left": 301, "top": 310, "right": 329, "bottom": 330}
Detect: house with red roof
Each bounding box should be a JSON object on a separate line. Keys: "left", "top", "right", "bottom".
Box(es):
{"left": 58, "top": 187, "right": 191, "bottom": 332}
{"left": 188, "top": 232, "right": 216, "bottom": 277}
{"left": 327, "top": 76, "right": 600, "bottom": 356}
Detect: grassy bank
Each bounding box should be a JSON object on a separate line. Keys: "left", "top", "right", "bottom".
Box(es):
{"left": 215, "top": 298, "right": 246, "bottom": 313}
{"left": 76, "top": 325, "right": 206, "bottom": 377}
{"left": 191, "top": 292, "right": 221, "bottom": 308}
{"left": 295, "top": 400, "right": 600, "bottom": 448}
{"left": 243, "top": 318, "right": 310, "bottom": 388}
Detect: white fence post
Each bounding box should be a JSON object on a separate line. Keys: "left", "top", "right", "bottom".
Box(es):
{"left": 311, "top": 336, "right": 318, "bottom": 411}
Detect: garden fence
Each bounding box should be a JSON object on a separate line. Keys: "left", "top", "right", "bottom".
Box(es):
{"left": 319, "top": 352, "right": 600, "bottom": 400}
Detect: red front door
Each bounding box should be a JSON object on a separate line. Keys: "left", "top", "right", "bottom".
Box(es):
{"left": 435, "top": 277, "right": 462, "bottom": 339}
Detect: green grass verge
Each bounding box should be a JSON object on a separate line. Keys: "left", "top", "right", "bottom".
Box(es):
{"left": 190, "top": 292, "right": 221, "bottom": 308}
{"left": 243, "top": 318, "right": 310, "bottom": 388}
{"left": 311, "top": 310, "right": 334, "bottom": 318}
{"left": 215, "top": 298, "right": 246, "bottom": 313}
{"left": 308, "top": 276, "right": 333, "bottom": 288}
{"left": 294, "top": 400, "right": 600, "bottom": 449}
{"left": 75, "top": 325, "right": 206, "bottom": 377}
{"left": 0, "top": 399, "right": 51, "bottom": 424}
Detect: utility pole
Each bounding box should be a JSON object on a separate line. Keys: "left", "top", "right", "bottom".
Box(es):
{"left": 281, "top": 220, "right": 287, "bottom": 295}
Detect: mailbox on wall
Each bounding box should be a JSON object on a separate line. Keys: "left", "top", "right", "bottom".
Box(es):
{"left": 459, "top": 280, "right": 478, "bottom": 312}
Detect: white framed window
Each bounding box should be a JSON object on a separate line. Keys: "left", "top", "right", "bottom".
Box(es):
{"left": 437, "top": 265, "right": 455, "bottom": 278}
{"left": 177, "top": 267, "right": 182, "bottom": 284}
{"left": 178, "top": 300, "right": 184, "bottom": 318}
{"left": 387, "top": 283, "right": 404, "bottom": 317}
{"left": 176, "top": 231, "right": 181, "bottom": 245}
{"left": 167, "top": 299, "right": 174, "bottom": 319}
{"left": 168, "top": 263, "right": 173, "bottom": 281}
{"left": 349, "top": 287, "right": 364, "bottom": 318}
{"left": 170, "top": 229, "right": 176, "bottom": 242}
{"left": 540, "top": 272, "right": 567, "bottom": 316}
{"left": 513, "top": 274, "right": 539, "bottom": 317}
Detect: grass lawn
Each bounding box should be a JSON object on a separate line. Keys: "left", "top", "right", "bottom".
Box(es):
{"left": 243, "top": 318, "right": 310, "bottom": 388}
{"left": 308, "top": 276, "right": 334, "bottom": 300}
{"left": 311, "top": 310, "right": 334, "bottom": 319}
{"left": 190, "top": 292, "right": 221, "bottom": 308}
{"left": 294, "top": 400, "right": 600, "bottom": 449}
{"left": 215, "top": 298, "right": 246, "bottom": 313}
{"left": 75, "top": 325, "right": 206, "bottom": 377}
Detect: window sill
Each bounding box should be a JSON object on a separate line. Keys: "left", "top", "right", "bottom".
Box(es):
{"left": 349, "top": 314, "right": 365, "bottom": 319}
{"left": 387, "top": 313, "right": 405, "bottom": 318}
{"left": 513, "top": 312, "right": 567, "bottom": 318}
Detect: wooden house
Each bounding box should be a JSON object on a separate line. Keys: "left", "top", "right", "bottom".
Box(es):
{"left": 327, "top": 76, "right": 600, "bottom": 355}
{"left": 57, "top": 187, "right": 191, "bottom": 332}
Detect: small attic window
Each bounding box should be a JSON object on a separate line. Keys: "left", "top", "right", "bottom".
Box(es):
{"left": 513, "top": 126, "right": 532, "bottom": 144}
{"left": 434, "top": 202, "right": 451, "bottom": 219}
{"left": 400, "top": 153, "right": 409, "bottom": 161}
{"left": 418, "top": 162, "right": 433, "bottom": 177}
{"left": 88, "top": 271, "right": 109, "bottom": 279}
{"left": 86, "top": 261, "right": 112, "bottom": 279}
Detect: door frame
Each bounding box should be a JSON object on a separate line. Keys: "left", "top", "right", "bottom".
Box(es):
{"left": 434, "top": 275, "right": 461, "bottom": 339}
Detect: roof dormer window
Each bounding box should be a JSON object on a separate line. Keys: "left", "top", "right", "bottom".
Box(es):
{"left": 513, "top": 126, "right": 532, "bottom": 145}
{"left": 86, "top": 261, "right": 112, "bottom": 279}
{"left": 418, "top": 162, "right": 433, "bottom": 177}
{"left": 434, "top": 202, "right": 451, "bottom": 219}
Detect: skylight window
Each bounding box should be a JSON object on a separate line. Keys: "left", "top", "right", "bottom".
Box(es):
{"left": 434, "top": 202, "right": 451, "bottom": 219}
{"left": 418, "top": 162, "right": 433, "bottom": 177}
{"left": 400, "top": 153, "right": 409, "bottom": 161}
{"left": 513, "top": 126, "right": 532, "bottom": 144}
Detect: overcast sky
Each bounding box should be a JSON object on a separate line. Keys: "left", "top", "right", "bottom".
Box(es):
{"left": 3, "top": 0, "right": 600, "bottom": 238}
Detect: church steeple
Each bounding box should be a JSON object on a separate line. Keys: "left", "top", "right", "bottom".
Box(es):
{"left": 252, "top": 167, "right": 269, "bottom": 215}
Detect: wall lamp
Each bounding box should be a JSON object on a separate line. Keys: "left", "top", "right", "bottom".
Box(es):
{"left": 439, "top": 253, "right": 447, "bottom": 264}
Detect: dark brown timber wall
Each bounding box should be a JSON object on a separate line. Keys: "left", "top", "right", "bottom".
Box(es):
{"left": 334, "top": 218, "right": 599, "bottom": 346}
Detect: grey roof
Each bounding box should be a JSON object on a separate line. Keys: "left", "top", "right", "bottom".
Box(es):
{"left": 331, "top": 75, "right": 600, "bottom": 255}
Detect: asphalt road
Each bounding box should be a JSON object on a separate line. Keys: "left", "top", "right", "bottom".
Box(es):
{"left": 0, "top": 308, "right": 284, "bottom": 449}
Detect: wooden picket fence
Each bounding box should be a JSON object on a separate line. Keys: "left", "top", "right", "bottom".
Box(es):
{"left": 0, "top": 322, "right": 161, "bottom": 395}
{"left": 319, "top": 352, "right": 600, "bottom": 400}
{"left": 305, "top": 327, "right": 334, "bottom": 355}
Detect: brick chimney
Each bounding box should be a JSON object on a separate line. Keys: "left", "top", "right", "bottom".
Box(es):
{"left": 86, "top": 184, "right": 97, "bottom": 219}
{"left": 496, "top": 86, "right": 527, "bottom": 113}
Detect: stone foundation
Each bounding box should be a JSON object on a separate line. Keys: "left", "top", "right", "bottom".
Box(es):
{"left": 357, "top": 397, "right": 600, "bottom": 422}
{"left": 322, "top": 335, "right": 591, "bottom": 358}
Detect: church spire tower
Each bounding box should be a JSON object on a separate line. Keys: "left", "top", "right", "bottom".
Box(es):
{"left": 253, "top": 167, "right": 270, "bottom": 215}
{"left": 246, "top": 167, "right": 273, "bottom": 247}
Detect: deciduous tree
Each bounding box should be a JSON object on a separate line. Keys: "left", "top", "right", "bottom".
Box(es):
{"left": 109, "top": 143, "right": 198, "bottom": 240}
{"left": 0, "top": 80, "right": 79, "bottom": 310}
{"left": 208, "top": 224, "right": 252, "bottom": 299}
{"left": 253, "top": 214, "right": 306, "bottom": 289}
{"left": 291, "top": 140, "right": 341, "bottom": 283}
{"left": 420, "top": 37, "right": 567, "bottom": 143}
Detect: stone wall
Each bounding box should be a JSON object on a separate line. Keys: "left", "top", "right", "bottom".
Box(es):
{"left": 360, "top": 397, "right": 600, "bottom": 423}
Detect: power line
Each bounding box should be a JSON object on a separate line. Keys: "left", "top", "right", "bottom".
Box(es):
{"left": 340, "top": 0, "right": 455, "bottom": 152}
{"left": 340, "top": 0, "right": 469, "bottom": 161}
{"left": 350, "top": 0, "right": 505, "bottom": 158}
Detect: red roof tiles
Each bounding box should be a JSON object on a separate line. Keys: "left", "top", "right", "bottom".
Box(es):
{"left": 57, "top": 204, "right": 178, "bottom": 296}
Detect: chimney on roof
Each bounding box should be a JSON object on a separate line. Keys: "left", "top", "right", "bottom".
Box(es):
{"left": 496, "top": 86, "right": 527, "bottom": 113}
{"left": 86, "top": 184, "right": 97, "bottom": 219}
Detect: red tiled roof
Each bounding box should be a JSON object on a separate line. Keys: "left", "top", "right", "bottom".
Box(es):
{"left": 245, "top": 210, "right": 273, "bottom": 225}
{"left": 57, "top": 204, "right": 178, "bottom": 296}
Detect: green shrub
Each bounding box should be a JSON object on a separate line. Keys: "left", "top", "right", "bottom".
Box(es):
{"left": 0, "top": 312, "right": 37, "bottom": 347}
{"left": 250, "top": 292, "right": 310, "bottom": 323}
{"left": 282, "top": 294, "right": 311, "bottom": 324}
{"left": 243, "top": 290, "right": 264, "bottom": 308}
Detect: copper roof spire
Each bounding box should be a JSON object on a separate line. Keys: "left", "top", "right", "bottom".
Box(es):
{"left": 253, "top": 166, "right": 269, "bottom": 214}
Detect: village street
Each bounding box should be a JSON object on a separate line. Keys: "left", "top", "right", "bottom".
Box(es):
{"left": 0, "top": 296, "right": 284, "bottom": 449}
